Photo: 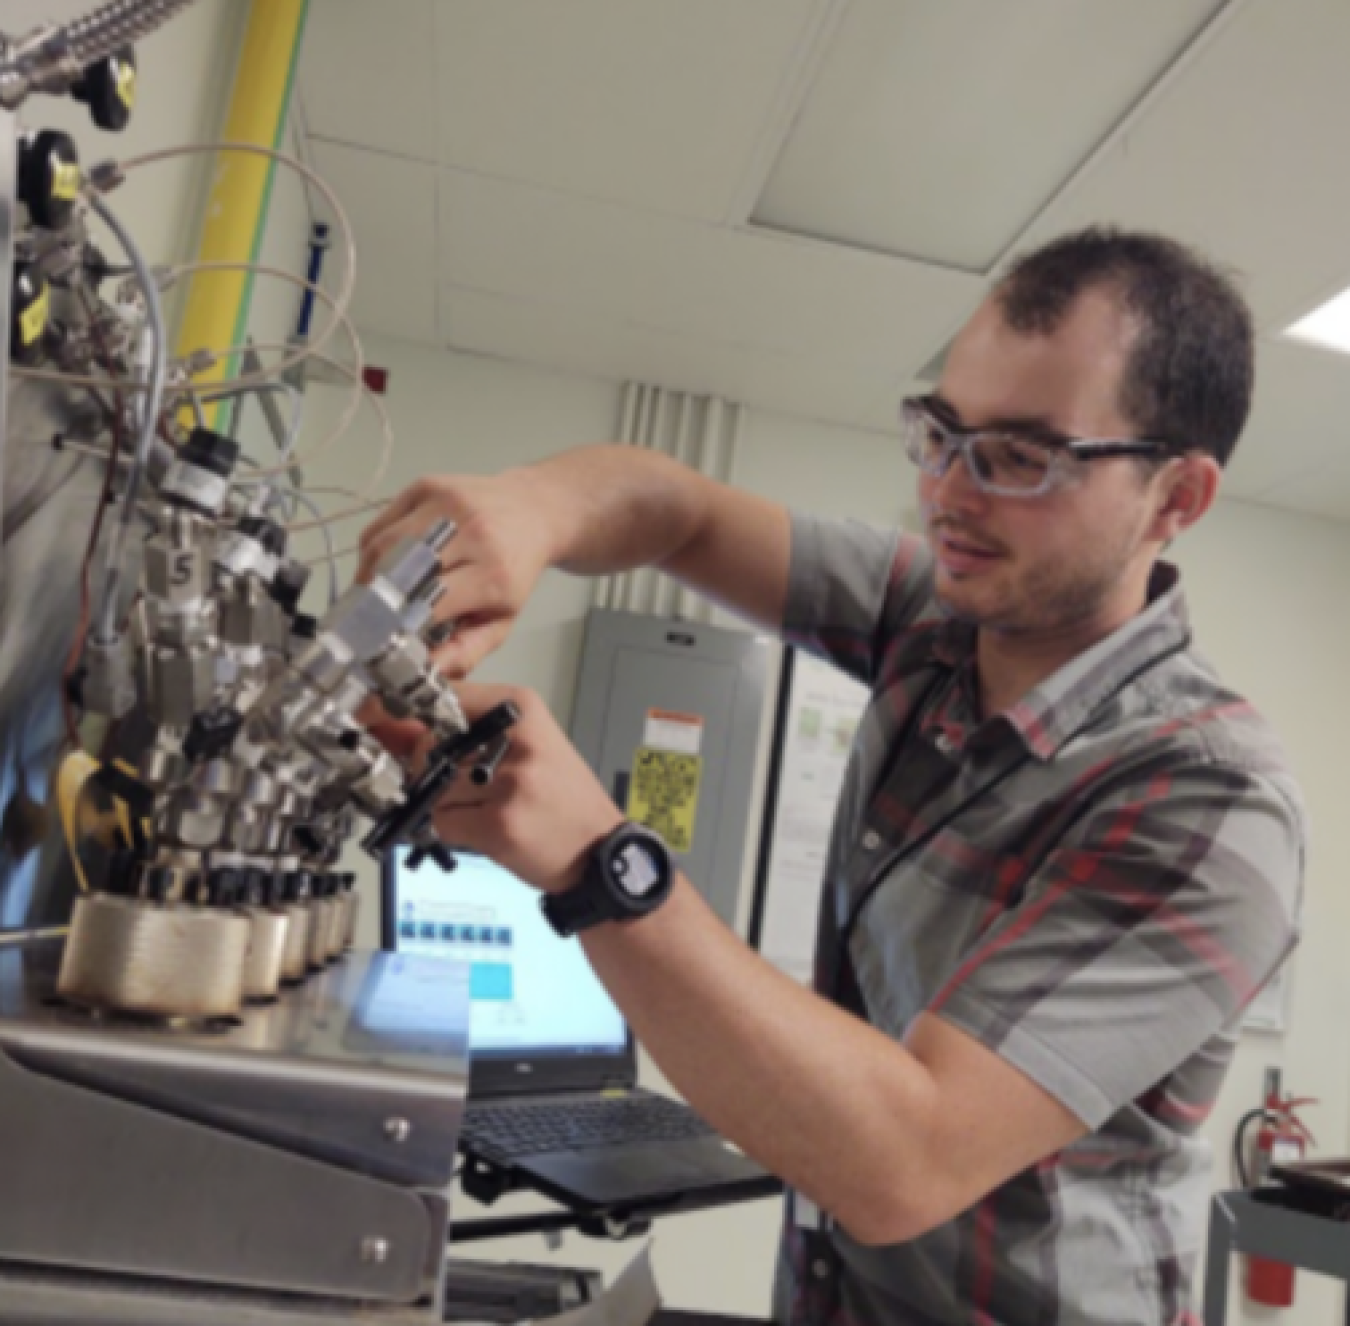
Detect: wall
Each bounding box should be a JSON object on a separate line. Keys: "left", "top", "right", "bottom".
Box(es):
{"left": 292, "top": 332, "right": 1350, "bottom": 1320}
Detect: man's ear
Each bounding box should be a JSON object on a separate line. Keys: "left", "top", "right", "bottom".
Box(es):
{"left": 1148, "top": 455, "right": 1220, "bottom": 543}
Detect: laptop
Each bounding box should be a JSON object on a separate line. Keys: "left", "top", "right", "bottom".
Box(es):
{"left": 382, "top": 847, "right": 779, "bottom": 1214}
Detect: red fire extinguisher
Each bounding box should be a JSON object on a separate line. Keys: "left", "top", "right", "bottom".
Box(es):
{"left": 1237, "top": 1082, "right": 1317, "bottom": 1309}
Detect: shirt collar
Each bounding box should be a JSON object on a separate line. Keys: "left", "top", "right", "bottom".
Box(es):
{"left": 929, "top": 562, "right": 1192, "bottom": 762}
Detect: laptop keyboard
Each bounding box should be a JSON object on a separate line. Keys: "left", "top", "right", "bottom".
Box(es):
{"left": 462, "top": 1094, "right": 717, "bottom": 1159}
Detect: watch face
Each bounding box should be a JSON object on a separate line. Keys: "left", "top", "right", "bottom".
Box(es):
{"left": 612, "top": 839, "right": 664, "bottom": 898}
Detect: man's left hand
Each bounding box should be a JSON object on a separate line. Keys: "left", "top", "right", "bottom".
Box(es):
{"left": 430, "top": 681, "right": 626, "bottom": 895}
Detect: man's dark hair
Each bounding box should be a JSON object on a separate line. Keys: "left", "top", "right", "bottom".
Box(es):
{"left": 996, "top": 227, "right": 1254, "bottom": 467}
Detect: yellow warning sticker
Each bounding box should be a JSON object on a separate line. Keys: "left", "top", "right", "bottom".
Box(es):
{"left": 19, "top": 283, "right": 48, "bottom": 346}
{"left": 626, "top": 747, "right": 701, "bottom": 855}
{"left": 116, "top": 61, "right": 137, "bottom": 110}
{"left": 52, "top": 160, "right": 81, "bottom": 201}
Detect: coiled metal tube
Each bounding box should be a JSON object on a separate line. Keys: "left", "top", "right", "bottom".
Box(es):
{"left": 57, "top": 0, "right": 199, "bottom": 69}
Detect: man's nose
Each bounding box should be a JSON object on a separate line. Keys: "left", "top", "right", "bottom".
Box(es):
{"left": 922, "top": 441, "right": 985, "bottom": 512}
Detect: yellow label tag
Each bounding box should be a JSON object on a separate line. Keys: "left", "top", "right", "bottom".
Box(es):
{"left": 116, "top": 60, "right": 137, "bottom": 109}
{"left": 19, "top": 283, "right": 48, "bottom": 346}
{"left": 626, "top": 747, "right": 701, "bottom": 855}
{"left": 51, "top": 159, "right": 81, "bottom": 201}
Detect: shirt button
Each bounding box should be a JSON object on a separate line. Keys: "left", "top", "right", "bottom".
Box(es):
{"left": 935, "top": 733, "right": 954, "bottom": 755}
{"left": 862, "top": 830, "right": 881, "bottom": 851}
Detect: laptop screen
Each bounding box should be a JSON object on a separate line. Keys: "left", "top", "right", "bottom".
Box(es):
{"left": 383, "top": 847, "right": 629, "bottom": 1062}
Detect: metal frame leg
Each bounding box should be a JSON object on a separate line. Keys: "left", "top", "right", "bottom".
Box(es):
{"left": 1203, "top": 1195, "right": 1236, "bottom": 1326}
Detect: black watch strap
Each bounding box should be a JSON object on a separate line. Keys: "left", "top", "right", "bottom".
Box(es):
{"left": 541, "top": 880, "right": 610, "bottom": 938}
{"left": 541, "top": 821, "right": 673, "bottom": 938}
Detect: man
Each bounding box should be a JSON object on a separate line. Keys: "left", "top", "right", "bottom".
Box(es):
{"left": 360, "top": 229, "right": 1304, "bottom": 1325}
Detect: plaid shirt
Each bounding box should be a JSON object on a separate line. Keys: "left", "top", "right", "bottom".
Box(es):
{"left": 773, "top": 515, "right": 1305, "bottom": 1326}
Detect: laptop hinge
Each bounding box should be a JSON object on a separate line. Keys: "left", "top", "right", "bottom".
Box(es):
{"left": 601, "top": 1076, "right": 633, "bottom": 1092}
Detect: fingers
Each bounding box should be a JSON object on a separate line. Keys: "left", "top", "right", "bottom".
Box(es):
{"left": 357, "top": 510, "right": 429, "bottom": 584}
{"left": 359, "top": 479, "right": 435, "bottom": 553}
{"left": 357, "top": 479, "right": 459, "bottom": 581}
{"left": 430, "top": 617, "right": 511, "bottom": 679}
{"left": 365, "top": 713, "right": 428, "bottom": 763}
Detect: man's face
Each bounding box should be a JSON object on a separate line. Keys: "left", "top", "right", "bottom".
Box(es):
{"left": 921, "top": 289, "right": 1167, "bottom": 637}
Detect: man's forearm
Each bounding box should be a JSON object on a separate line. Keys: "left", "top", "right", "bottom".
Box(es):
{"left": 522, "top": 445, "right": 712, "bottom": 577}
{"left": 579, "top": 875, "right": 945, "bottom": 1244}
{"left": 521, "top": 445, "right": 792, "bottom": 630}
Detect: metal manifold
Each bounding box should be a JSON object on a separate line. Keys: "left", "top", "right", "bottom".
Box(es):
{"left": 0, "top": 937, "right": 472, "bottom": 1325}
{"left": 0, "top": 6, "right": 524, "bottom": 1319}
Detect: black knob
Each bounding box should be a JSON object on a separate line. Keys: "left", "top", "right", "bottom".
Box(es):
{"left": 71, "top": 46, "right": 137, "bottom": 133}
{"left": 291, "top": 613, "right": 319, "bottom": 641}
{"left": 19, "top": 129, "right": 81, "bottom": 230}
{"left": 183, "top": 706, "right": 243, "bottom": 762}
{"left": 208, "top": 867, "right": 244, "bottom": 908}
{"left": 409, "top": 841, "right": 456, "bottom": 873}
{"left": 140, "top": 863, "right": 174, "bottom": 903}
{"left": 292, "top": 824, "right": 324, "bottom": 856}
{"left": 270, "top": 560, "right": 309, "bottom": 612}
{"left": 180, "top": 427, "right": 240, "bottom": 480}
{"left": 241, "top": 868, "right": 272, "bottom": 908}
{"left": 282, "top": 870, "right": 312, "bottom": 902}
{"left": 238, "top": 515, "right": 286, "bottom": 556}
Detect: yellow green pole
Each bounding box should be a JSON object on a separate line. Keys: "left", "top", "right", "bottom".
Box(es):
{"left": 174, "top": 0, "right": 310, "bottom": 426}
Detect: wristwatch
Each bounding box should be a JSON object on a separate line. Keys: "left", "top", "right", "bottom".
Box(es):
{"left": 541, "top": 822, "right": 674, "bottom": 937}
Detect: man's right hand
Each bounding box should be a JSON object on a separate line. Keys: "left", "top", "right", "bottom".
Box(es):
{"left": 358, "top": 471, "right": 557, "bottom": 678}
{"left": 358, "top": 446, "right": 792, "bottom": 680}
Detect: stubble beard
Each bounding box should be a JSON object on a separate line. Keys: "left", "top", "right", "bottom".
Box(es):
{"left": 934, "top": 534, "right": 1138, "bottom": 639}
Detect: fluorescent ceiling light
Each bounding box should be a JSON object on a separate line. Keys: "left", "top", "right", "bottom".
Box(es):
{"left": 1285, "top": 286, "right": 1350, "bottom": 354}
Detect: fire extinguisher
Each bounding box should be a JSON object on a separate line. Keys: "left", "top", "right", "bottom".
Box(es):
{"left": 1234, "top": 1074, "right": 1317, "bottom": 1309}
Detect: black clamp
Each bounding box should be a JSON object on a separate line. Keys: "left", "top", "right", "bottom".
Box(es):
{"left": 361, "top": 701, "right": 520, "bottom": 865}
{"left": 183, "top": 706, "right": 243, "bottom": 763}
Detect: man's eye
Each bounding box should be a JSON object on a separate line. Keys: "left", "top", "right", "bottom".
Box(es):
{"left": 998, "top": 440, "right": 1052, "bottom": 472}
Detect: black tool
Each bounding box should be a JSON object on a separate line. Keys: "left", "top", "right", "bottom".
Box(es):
{"left": 361, "top": 701, "right": 519, "bottom": 863}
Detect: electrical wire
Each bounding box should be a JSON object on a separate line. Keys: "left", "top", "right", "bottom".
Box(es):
{"left": 263, "top": 348, "right": 395, "bottom": 506}
{"left": 11, "top": 265, "right": 378, "bottom": 503}
{"left": 200, "top": 379, "right": 305, "bottom": 515}
{"left": 108, "top": 140, "right": 357, "bottom": 363}
{"left": 163, "top": 260, "right": 363, "bottom": 392}
{"left": 199, "top": 380, "right": 305, "bottom": 465}
{"left": 288, "top": 495, "right": 388, "bottom": 532}
{"left": 62, "top": 260, "right": 378, "bottom": 490}
{"left": 85, "top": 192, "right": 167, "bottom": 646}
{"left": 274, "top": 487, "right": 340, "bottom": 608}
{"left": 62, "top": 406, "right": 125, "bottom": 751}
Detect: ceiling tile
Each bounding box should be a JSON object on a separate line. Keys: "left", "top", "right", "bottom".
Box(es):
{"left": 299, "top": 0, "right": 439, "bottom": 161}
{"left": 442, "top": 287, "right": 912, "bottom": 424}
{"left": 439, "top": 169, "right": 983, "bottom": 372}
{"left": 852, "top": 377, "right": 932, "bottom": 436}
{"left": 310, "top": 141, "right": 440, "bottom": 344}
{"left": 435, "top": 0, "right": 825, "bottom": 221}
{"left": 1006, "top": 0, "right": 1350, "bottom": 332}
{"left": 753, "top": 0, "right": 1225, "bottom": 272}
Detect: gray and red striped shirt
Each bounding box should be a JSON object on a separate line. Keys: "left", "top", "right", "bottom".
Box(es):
{"left": 773, "top": 515, "right": 1304, "bottom": 1326}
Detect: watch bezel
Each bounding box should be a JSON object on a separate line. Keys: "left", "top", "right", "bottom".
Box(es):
{"left": 542, "top": 822, "right": 674, "bottom": 937}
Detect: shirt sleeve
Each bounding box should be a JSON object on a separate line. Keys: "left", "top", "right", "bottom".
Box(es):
{"left": 929, "top": 758, "right": 1305, "bottom": 1129}
{"left": 783, "top": 512, "right": 935, "bottom": 688}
